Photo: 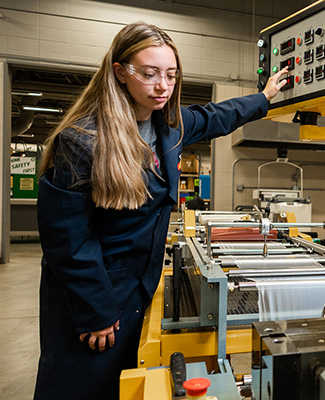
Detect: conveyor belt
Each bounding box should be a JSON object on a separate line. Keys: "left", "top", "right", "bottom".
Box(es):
{"left": 227, "top": 276, "right": 258, "bottom": 315}
{"left": 165, "top": 274, "right": 259, "bottom": 318}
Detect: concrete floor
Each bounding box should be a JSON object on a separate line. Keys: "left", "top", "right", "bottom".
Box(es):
{"left": 0, "top": 242, "right": 42, "bottom": 399}
{"left": 0, "top": 239, "right": 252, "bottom": 399}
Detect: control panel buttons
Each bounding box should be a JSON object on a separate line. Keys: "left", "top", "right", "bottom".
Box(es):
{"left": 315, "top": 65, "right": 325, "bottom": 80}
{"left": 316, "top": 44, "right": 325, "bottom": 60}
{"left": 305, "top": 29, "right": 314, "bottom": 44}
{"left": 304, "top": 48, "right": 314, "bottom": 64}
{"left": 272, "top": 66, "right": 278, "bottom": 73}
{"left": 273, "top": 47, "right": 279, "bottom": 56}
{"left": 295, "top": 75, "right": 302, "bottom": 84}
{"left": 257, "top": 67, "right": 265, "bottom": 75}
{"left": 257, "top": 39, "right": 265, "bottom": 48}
{"left": 315, "top": 26, "right": 324, "bottom": 36}
{"left": 303, "top": 68, "right": 313, "bottom": 84}
{"left": 280, "top": 75, "right": 294, "bottom": 91}
{"left": 304, "top": 29, "right": 314, "bottom": 45}
{"left": 295, "top": 56, "right": 302, "bottom": 65}
{"left": 260, "top": 53, "right": 266, "bottom": 62}
{"left": 296, "top": 37, "right": 303, "bottom": 46}
{"left": 257, "top": 80, "right": 266, "bottom": 89}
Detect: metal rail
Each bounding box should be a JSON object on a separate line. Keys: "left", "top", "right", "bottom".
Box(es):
{"left": 207, "top": 221, "right": 325, "bottom": 229}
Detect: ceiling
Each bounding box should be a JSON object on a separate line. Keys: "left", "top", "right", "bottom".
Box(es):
{"left": 10, "top": 65, "right": 212, "bottom": 145}
{"left": 10, "top": 0, "right": 313, "bottom": 146}
{"left": 11, "top": 66, "right": 92, "bottom": 145}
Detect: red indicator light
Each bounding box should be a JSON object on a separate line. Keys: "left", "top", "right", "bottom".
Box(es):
{"left": 295, "top": 76, "right": 301, "bottom": 83}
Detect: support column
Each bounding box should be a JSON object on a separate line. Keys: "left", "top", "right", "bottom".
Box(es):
{"left": 0, "top": 60, "right": 11, "bottom": 264}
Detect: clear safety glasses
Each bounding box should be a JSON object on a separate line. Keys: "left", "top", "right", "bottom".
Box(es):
{"left": 123, "top": 63, "right": 179, "bottom": 85}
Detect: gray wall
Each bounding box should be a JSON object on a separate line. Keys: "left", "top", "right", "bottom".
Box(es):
{"left": 0, "top": 0, "right": 316, "bottom": 260}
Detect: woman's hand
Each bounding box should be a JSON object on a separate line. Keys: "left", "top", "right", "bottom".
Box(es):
{"left": 79, "top": 320, "right": 120, "bottom": 352}
{"left": 262, "top": 66, "right": 289, "bottom": 101}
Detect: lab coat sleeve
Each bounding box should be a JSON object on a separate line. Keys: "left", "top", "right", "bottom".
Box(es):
{"left": 37, "top": 129, "right": 120, "bottom": 334}
{"left": 181, "top": 92, "right": 268, "bottom": 146}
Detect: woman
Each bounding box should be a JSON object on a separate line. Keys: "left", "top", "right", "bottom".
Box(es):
{"left": 34, "top": 22, "right": 287, "bottom": 400}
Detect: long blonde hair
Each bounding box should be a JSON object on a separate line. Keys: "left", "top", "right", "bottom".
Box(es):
{"left": 40, "top": 22, "right": 183, "bottom": 210}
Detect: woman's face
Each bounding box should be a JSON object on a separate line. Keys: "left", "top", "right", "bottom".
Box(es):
{"left": 115, "top": 45, "right": 178, "bottom": 121}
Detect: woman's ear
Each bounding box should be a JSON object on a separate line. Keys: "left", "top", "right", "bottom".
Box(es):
{"left": 113, "top": 62, "right": 126, "bottom": 84}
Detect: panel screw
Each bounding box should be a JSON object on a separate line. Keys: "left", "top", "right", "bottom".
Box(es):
{"left": 207, "top": 313, "right": 214, "bottom": 320}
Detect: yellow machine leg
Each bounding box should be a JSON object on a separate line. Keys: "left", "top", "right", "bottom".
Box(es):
{"left": 138, "top": 272, "right": 165, "bottom": 368}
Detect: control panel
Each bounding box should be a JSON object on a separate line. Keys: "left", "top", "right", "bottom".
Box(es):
{"left": 257, "top": 1, "right": 325, "bottom": 112}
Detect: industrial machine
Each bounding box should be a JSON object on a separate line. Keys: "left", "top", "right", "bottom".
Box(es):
{"left": 121, "top": 2, "right": 325, "bottom": 398}
{"left": 121, "top": 209, "right": 325, "bottom": 399}
{"left": 252, "top": 318, "right": 325, "bottom": 400}
{"left": 257, "top": 0, "right": 325, "bottom": 140}
{"left": 252, "top": 154, "right": 312, "bottom": 226}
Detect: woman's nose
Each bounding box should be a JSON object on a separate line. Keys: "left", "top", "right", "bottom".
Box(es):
{"left": 155, "top": 75, "right": 169, "bottom": 90}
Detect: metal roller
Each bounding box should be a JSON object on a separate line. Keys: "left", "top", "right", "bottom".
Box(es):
{"left": 229, "top": 279, "right": 325, "bottom": 292}
{"left": 215, "top": 242, "right": 287, "bottom": 249}
{"left": 221, "top": 255, "right": 323, "bottom": 269}
{"left": 228, "top": 267, "right": 325, "bottom": 277}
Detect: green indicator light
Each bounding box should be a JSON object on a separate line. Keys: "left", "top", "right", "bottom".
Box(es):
{"left": 272, "top": 66, "right": 278, "bottom": 73}
{"left": 273, "top": 48, "right": 279, "bottom": 55}
{"left": 257, "top": 67, "right": 264, "bottom": 74}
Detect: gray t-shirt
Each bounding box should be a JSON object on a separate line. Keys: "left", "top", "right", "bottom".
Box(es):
{"left": 137, "top": 117, "right": 160, "bottom": 170}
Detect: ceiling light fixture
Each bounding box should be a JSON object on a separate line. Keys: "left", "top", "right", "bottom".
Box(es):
{"left": 17, "top": 133, "right": 35, "bottom": 138}
{"left": 12, "top": 91, "right": 43, "bottom": 97}
{"left": 22, "top": 106, "right": 63, "bottom": 113}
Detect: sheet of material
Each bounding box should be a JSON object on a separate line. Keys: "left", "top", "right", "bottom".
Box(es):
{"left": 257, "top": 279, "right": 325, "bottom": 322}
{"left": 228, "top": 267, "right": 325, "bottom": 278}
{"left": 217, "top": 242, "right": 287, "bottom": 249}
{"left": 233, "top": 254, "right": 323, "bottom": 269}
{"left": 227, "top": 251, "right": 325, "bottom": 322}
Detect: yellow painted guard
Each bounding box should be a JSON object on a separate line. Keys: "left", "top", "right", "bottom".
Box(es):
{"left": 138, "top": 274, "right": 164, "bottom": 368}
{"left": 299, "top": 125, "right": 325, "bottom": 141}
{"left": 184, "top": 209, "right": 196, "bottom": 237}
{"left": 120, "top": 367, "right": 172, "bottom": 400}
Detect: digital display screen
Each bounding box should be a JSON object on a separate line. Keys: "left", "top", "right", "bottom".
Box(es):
{"left": 280, "top": 57, "right": 295, "bottom": 70}
{"left": 316, "top": 44, "right": 325, "bottom": 59}
{"left": 280, "top": 75, "right": 294, "bottom": 91}
{"left": 303, "top": 69, "right": 313, "bottom": 83}
{"left": 280, "top": 38, "right": 295, "bottom": 55}
{"left": 304, "top": 49, "right": 314, "bottom": 64}
{"left": 315, "top": 65, "right": 325, "bottom": 80}
{"left": 304, "top": 29, "right": 314, "bottom": 44}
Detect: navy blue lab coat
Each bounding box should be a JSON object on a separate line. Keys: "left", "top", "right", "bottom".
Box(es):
{"left": 34, "top": 92, "right": 268, "bottom": 400}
